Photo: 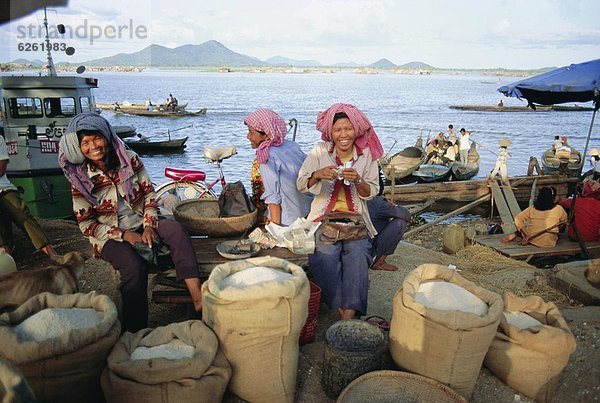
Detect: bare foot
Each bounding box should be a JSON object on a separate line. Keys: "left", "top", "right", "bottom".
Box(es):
{"left": 501, "top": 233, "right": 516, "bottom": 243}
{"left": 41, "top": 245, "right": 57, "bottom": 256}
{"left": 371, "top": 262, "right": 399, "bottom": 271}
{"left": 339, "top": 308, "right": 356, "bottom": 320}
{"left": 184, "top": 278, "right": 203, "bottom": 312}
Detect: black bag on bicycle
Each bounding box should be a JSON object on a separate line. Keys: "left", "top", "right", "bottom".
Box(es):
{"left": 218, "top": 181, "right": 256, "bottom": 217}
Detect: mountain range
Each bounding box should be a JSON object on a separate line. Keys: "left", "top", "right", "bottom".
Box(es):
{"left": 8, "top": 40, "right": 433, "bottom": 69}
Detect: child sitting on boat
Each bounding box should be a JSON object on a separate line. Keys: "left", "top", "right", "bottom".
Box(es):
{"left": 487, "top": 139, "right": 511, "bottom": 185}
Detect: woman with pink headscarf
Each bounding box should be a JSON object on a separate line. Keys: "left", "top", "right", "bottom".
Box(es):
{"left": 245, "top": 108, "right": 312, "bottom": 226}
{"left": 297, "top": 103, "right": 382, "bottom": 320}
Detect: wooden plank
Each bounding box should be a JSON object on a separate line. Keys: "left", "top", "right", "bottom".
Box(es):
{"left": 471, "top": 233, "right": 600, "bottom": 260}
{"left": 490, "top": 181, "right": 516, "bottom": 233}
{"left": 501, "top": 183, "right": 522, "bottom": 218}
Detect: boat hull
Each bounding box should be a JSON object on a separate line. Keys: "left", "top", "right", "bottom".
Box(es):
{"left": 412, "top": 164, "right": 452, "bottom": 183}
{"left": 7, "top": 169, "right": 73, "bottom": 219}
{"left": 124, "top": 137, "right": 188, "bottom": 153}
{"left": 541, "top": 148, "right": 584, "bottom": 177}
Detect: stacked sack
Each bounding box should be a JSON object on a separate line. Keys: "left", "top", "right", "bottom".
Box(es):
{"left": 102, "top": 320, "right": 231, "bottom": 402}
{"left": 484, "top": 292, "right": 576, "bottom": 402}
{"left": 389, "top": 264, "right": 503, "bottom": 399}
{"left": 202, "top": 256, "right": 309, "bottom": 403}
{"left": 0, "top": 292, "right": 120, "bottom": 402}
{"left": 0, "top": 358, "right": 36, "bottom": 403}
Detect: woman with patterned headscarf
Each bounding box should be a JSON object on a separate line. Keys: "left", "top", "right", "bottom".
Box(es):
{"left": 59, "top": 113, "right": 203, "bottom": 332}
{"left": 245, "top": 108, "right": 311, "bottom": 226}
{"left": 297, "top": 103, "right": 382, "bottom": 320}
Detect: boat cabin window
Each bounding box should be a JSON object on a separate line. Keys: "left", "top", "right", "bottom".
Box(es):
{"left": 8, "top": 97, "right": 43, "bottom": 118}
{"left": 44, "top": 97, "right": 76, "bottom": 118}
{"left": 80, "top": 96, "right": 93, "bottom": 112}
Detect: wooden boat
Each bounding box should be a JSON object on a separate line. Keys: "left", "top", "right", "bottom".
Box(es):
{"left": 124, "top": 136, "right": 188, "bottom": 153}
{"left": 551, "top": 105, "right": 594, "bottom": 112}
{"left": 115, "top": 107, "right": 207, "bottom": 117}
{"left": 449, "top": 104, "right": 593, "bottom": 112}
{"left": 97, "top": 102, "right": 188, "bottom": 112}
{"left": 382, "top": 138, "right": 427, "bottom": 182}
{"left": 412, "top": 163, "right": 452, "bottom": 182}
{"left": 113, "top": 125, "right": 138, "bottom": 139}
{"left": 451, "top": 143, "right": 480, "bottom": 180}
{"left": 541, "top": 147, "right": 584, "bottom": 177}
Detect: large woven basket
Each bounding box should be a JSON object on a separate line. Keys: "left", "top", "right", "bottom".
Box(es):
{"left": 173, "top": 199, "right": 257, "bottom": 237}
{"left": 337, "top": 370, "right": 467, "bottom": 403}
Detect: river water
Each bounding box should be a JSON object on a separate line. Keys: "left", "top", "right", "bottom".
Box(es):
{"left": 92, "top": 69, "right": 598, "bottom": 193}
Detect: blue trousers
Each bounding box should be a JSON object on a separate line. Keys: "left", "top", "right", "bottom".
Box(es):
{"left": 309, "top": 229, "right": 371, "bottom": 315}
{"left": 367, "top": 196, "right": 410, "bottom": 258}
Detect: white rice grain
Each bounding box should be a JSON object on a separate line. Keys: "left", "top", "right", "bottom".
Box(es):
{"left": 221, "top": 266, "right": 292, "bottom": 289}
{"left": 13, "top": 308, "right": 102, "bottom": 342}
{"left": 504, "top": 311, "right": 544, "bottom": 330}
{"left": 415, "top": 281, "right": 489, "bottom": 316}
{"left": 130, "top": 339, "right": 195, "bottom": 361}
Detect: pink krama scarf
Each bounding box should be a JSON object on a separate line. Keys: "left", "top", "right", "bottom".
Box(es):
{"left": 244, "top": 108, "right": 287, "bottom": 164}
{"left": 316, "top": 103, "right": 384, "bottom": 161}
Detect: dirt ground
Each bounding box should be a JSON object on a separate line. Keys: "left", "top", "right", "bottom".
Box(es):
{"left": 7, "top": 218, "right": 600, "bottom": 403}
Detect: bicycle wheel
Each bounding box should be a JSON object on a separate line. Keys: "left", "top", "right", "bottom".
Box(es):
{"left": 155, "top": 181, "right": 216, "bottom": 217}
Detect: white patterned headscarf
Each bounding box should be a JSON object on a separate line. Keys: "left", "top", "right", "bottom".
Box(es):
{"left": 59, "top": 113, "right": 134, "bottom": 205}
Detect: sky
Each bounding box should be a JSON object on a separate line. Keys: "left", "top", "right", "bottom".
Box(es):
{"left": 1, "top": 0, "right": 599, "bottom": 69}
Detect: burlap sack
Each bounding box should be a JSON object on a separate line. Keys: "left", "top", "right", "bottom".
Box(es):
{"left": 101, "top": 320, "right": 231, "bottom": 403}
{"left": 0, "top": 292, "right": 120, "bottom": 403}
{"left": 202, "top": 256, "right": 309, "bottom": 403}
{"left": 389, "top": 264, "right": 503, "bottom": 399}
{"left": 0, "top": 358, "right": 36, "bottom": 403}
{"left": 442, "top": 223, "right": 466, "bottom": 254}
{"left": 484, "top": 292, "right": 576, "bottom": 402}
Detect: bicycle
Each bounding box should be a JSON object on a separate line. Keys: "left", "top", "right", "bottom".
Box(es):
{"left": 154, "top": 145, "right": 237, "bottom": 216}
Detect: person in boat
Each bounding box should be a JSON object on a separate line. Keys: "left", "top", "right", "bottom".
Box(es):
{"left": 497, "top": 99, "right": 504, "bottom": 107}
{"left": 589, "top": 148, "right": 600, "bottom": 179}
{"left": 367, "top": 172, "right": 411, "bottom": 272}
{"left": 297, "top": 103, "right": 382, "bottom": 320}
{"left": 555, "top": 136, "right": 572, "bottom": 159}
{"left": 442, "top": 140, "right": 457, "bottom": 163}
{"left": 112, "top": 101, "right": 121, "bottom": 111}
{"left": 487, "top": 139, "right": 512, "bottom": 185}
{"left": 447, "top": 124, "right": 457, "bottom": 146}
{"left": 425, "top": 139, "right": 442, "bottom": 164}
{"left": 58, "top": 113, "right": 203, "bottom": 332}
{"left": 458, "top": 128, "right": 472, "bottom": 166}
{"left": 552, "top": 135, "right": 563, "bottom": 151}
{"left": 501, "top": 186, "right": 567, "bottom": 248}
{"left": 244, "top": 108, "right": 312, "bottom": 226}
{"left": 558, "top": 179, "right": 600, "bottom": 242}
{"left": 0, "top": 136, "right": 56, "bottom": 258}
{"left": 145, "top": 98, "right": 154, "bottom": 111}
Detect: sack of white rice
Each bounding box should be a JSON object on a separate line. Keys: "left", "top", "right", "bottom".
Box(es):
{"left": 0, "top": 357, "right": 36, "bottom": 403}
{"left": 389, "top": 264, "right": 503, "bottom": 399}
{"left": 202, "top": 256, "right": 309, "bottom": 403}
{"left": 101, "top": 320, "right": 231, "bottom": 403}
{"left": 484, "top": 292, "right": 576, "bottom": 403}
{"left": 442, "top": 223, "right": 466, "bottom": 254}
{"left": 0, "top": 292, "right": 120, "bottom": 403}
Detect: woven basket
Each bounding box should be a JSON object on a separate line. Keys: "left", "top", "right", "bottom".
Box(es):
{"left": 299, "top": 281, "right": 321, "bottom": 345}
{"left": 337, "top": 370, "right": 467, "bottom": 403}
{"left": 173, "top": 199, "right": 257, "bottom": 237}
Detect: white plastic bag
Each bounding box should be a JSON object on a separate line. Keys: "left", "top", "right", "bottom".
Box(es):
{"left": 266, "top": 218, "right": 320, "bottom": 254}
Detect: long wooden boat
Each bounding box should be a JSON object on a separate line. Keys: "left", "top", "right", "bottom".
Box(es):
{"left": 451, "top": 144, "right": 480, "bottom": 180}
{"left": 113, "top": 125, "right": 138, "bottom": 139}
{"left": 412, "top": 164, "right": 452, "bottom": 182}
{"left": 124, "top": 136, "right": 188, "bottom": 153}
{"left": 115, "top": 107, "right": 207, "bottom": 117}
{"left": 450, "top": 104, "right": 593, "bottom": 112}
{"left": 541, "top": 147, "right": 584, "bottom": 177}
{"left": 381, "top": 138, "right": 427, "bottom": 182}
{"left": 97, "top": 102, "right": 188, "bottom": 112}
{"left": 383, "top": 174, "right": 576, "bottom": 204}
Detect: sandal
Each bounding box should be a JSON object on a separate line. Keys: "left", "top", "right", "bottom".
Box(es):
{"left": 365, "top": 315, "right": 390, "bottom": 331}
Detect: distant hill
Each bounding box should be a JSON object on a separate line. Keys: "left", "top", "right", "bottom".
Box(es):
{"left": 369, "top": 58, "right": 397, "bottom": 69}
{"left": 85, "top": 40, "right": 265, "bottom": 67}
{"left": 332, "top": 61, "right": 360, "bottom": 68}
{"left": 398, "top": 61, "right": 432, "bottom": 69}
{"left": 10, "top": 58, "right": 43, "bottom": 65}
{"left": 266, "top": 56, "right": 322, "bottom": 67}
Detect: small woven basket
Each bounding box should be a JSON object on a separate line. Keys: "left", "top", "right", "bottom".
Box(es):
{"left": 299, "top": 281, "right": 321, "bottom": 345}
{"left": 173, "top": 199, "right": 257, "bottom": 237}
{"left": 337, "top": 370, "right": 467, "bottom": 403}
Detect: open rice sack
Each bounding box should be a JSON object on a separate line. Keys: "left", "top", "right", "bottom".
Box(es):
{"left": 101, "top": 320, "right": 231, "bottom": 403}
{"left": 389, "top": 264, "right": 503, "bottom": 399}
{"left": 0, "top": 292, "right": 120, "bottom": 403}
{"left": 484, "top": 292, "right": 576, "bottom": 403}
{"left": 0, "top": 357, "right": 36, "bottom": 403}
{"left": 202, "top": 256, "right": 309, "bottom": 403}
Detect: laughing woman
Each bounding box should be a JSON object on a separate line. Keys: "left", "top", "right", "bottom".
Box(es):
{"left": 297, "top": 103, "right": 382, "bottom": 320}
{"left": 59, "top": 113, "right": 203, "bottom": 332}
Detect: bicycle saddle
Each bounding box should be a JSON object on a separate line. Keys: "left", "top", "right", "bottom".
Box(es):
{"left": 164, "top": 167, "right": 206, "bottom": 182}
{"left": 204, "top": 146, "right": 237, "bottom": 162}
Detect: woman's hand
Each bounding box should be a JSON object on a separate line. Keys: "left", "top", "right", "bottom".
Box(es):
{"left": 341, "top": 168, "right": 361, "bottom": 184}
{"left": 122, "top": 230, "right": 143, "bottom": 245}
{"left": 313, "top": 165, "right": 338, "bottom": 181}
{"left": 141, "top": 227, "right": 159, "bottom": 247}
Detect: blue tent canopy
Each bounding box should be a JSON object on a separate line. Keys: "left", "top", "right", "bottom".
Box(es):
{"left": 498, "top": 58, "right": 600, "bottom": 108}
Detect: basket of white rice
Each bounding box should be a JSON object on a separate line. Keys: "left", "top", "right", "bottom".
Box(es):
{"left": 337, "top": 370, "right": 467, "bottom": 403}
{"left": 0, "top": 292, "right": 120, "bottom": 403}
{"left": 484, "top": 292, "right": 576, "bottom": 403}
{"left": 389, "top": 264, "right": 503, "bottom": 399}
{"left": 101, "top": 320, "right": 231, "bottom": 403}
{"left": 202, "top": 256, "right": 309, "bottom": 403}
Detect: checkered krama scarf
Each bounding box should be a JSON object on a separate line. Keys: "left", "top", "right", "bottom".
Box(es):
{"left": 244, "top": 108, "right": 287, "bottom": 164}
